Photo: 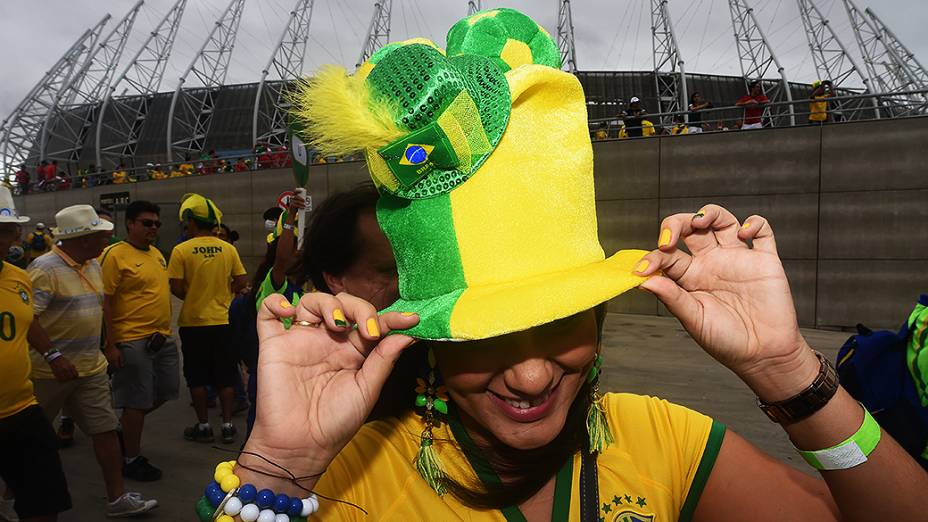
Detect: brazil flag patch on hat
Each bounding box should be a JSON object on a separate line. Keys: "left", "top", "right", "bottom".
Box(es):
{"left": 291, "top": 9, "right": 648, "bottom": 341}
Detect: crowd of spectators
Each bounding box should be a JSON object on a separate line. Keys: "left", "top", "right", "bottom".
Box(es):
{"left": 3, "top": 142, "right": 356, "bottom": 196}
{"left": 591, "top": 78, "right": 839, "bottom": 141}
{"left": 0, "top": 179, "right": 387, "bottom": 520}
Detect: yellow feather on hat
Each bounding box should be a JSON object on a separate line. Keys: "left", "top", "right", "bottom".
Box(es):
{"left": 289, "top": 65, "right": 403, "bottom": 158}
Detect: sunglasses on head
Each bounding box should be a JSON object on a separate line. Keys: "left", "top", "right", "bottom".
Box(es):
{"left": 137, "top": 219, "right": 162, "bottom": 228}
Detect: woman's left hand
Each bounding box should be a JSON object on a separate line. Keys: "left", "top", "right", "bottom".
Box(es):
{"left": 635, "top": 204, "right": 820, "bottom": 401}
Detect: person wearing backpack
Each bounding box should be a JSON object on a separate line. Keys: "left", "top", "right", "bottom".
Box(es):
{"left": 24, "top": 223, "right": 52, "bottom": 264}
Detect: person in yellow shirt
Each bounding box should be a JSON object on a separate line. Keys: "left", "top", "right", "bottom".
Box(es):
{"left": 0, "top": 186, "right": 72, "bottom": 521}
{"left": 209, "top": 13, "right": 925, "bottom": 522}
{"left": 167, "top": 194, "right": 247, "bottom": 445}
{"left": 100, "top": 200, "right": 177, "bottom": 482}
{"left": 809, "top": 80, "right": 833, "bottom": 124}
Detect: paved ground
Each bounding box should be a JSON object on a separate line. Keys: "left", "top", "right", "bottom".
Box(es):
{"left": 45, "top": 312, "right": 849, "bottom": 521}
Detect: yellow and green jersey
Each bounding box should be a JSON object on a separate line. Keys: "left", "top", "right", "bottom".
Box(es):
{"left": 100, "top": 241, "right": 172, "bottom": 342}
{"left": 167, "top": 236, "right": 246, "bottom": 327}
{"left": 315, "top": 393, "right": 724, "bottom": 521}
{"left": 0, "top": 262, "right": 37, "bottom": 419}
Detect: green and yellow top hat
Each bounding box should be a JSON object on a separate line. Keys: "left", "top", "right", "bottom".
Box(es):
{"left": 293, "top": 9, "right": 647, "bottom": 341}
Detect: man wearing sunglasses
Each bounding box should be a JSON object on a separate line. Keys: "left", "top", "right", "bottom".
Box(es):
{"left": 99, "top": 200, "right": 177, "bottom": 482}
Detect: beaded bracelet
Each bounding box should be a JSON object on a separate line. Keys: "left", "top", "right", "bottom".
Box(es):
{"left": 196, "top": 461, "right": 320, "bottom": 522}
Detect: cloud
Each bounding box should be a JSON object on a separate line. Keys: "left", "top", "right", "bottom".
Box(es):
{"left": 0, "top": 0, "right": 922, "bottom": 119}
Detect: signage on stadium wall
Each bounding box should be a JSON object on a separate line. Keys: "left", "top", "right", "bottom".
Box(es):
{"left": 100, "top": 192, "right": 130, "bottom": 208}
{"left": 277, "top": 190, "right": 312, "bottom": 212}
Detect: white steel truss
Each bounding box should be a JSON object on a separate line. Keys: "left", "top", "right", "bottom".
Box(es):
{"left": 41, "top": 0, "right": 143, "bottom": 167}
{"left": 467, "top": 1, "right": 481, "bottom": 16}
{"left": 0, "top": 16, "right": 109, "bottom": 172}
{"left": 96, "top": 0, "right": 187, "bottom": 169}
{"left": 253, "top": 0, "right": 315, "bottom": 148}
{"left": 651, "top": 0, "right": 687, "bottom": 125}
{"left": 166, "top": 0, "right": 246, "bottom": 162}
{"left": 357, "top": 0, "right": 392, "bottom": 68}
{"left": 556, "top": 0, "right": 578, "bottom": 73}
{"left": 797, "top": 0, "right": 878, "bottom": 119}
{"left": 728, "top": 0, "right": 794, "bottom": 126}
{"left": 865, "top": 7, "right": 928, "bottom": 91}
{"left": 842, "top": 0, "right": 923, "bottom": 114}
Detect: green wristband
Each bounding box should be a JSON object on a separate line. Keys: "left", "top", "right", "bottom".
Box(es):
{"left": 797, "top": 405, "right": 881, "bottom": 471}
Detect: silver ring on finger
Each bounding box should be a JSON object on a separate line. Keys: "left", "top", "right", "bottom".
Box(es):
{"left": 293, "top": 319, "right": 319, "bottom": 328}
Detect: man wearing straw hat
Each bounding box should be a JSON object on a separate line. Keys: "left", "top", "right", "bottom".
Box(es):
{"left": 27, "top": 204, "right": 157, "bottom": 517}
{"left": 0, "top": 186, "right": 72, "bottom": 521}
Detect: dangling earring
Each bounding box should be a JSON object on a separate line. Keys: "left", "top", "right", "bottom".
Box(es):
{"left": 586, "top": 354, "right": 614, "bottom": 453}
{"left": 414, "top": 347, "right": 448, "bottom": 495}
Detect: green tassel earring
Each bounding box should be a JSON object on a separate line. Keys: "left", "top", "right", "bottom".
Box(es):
{"left": 414, "top": 348, "right": 448, "bottom": 495}
{"left": 586, "top": 355, "right": 614, "bottom": 453}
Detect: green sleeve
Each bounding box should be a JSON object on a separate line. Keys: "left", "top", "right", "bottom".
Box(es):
{"left": 678, "top": 420, "right": 726, "bottom": 522}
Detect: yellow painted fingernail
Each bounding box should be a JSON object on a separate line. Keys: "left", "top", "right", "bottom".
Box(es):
{"left": 658, "top": 228, "right": 672, "bottom": 247}
{"left": 366, "top": 317, "right": 381, "bottom": 337}
{"left": 634, "top": 259, "right": 649, "bottom": 274}
{"left": 742, "top": 221, "right": 751, "bottom": 229}
{"left": 279, "top": 298, "right": 291, "bottom": 308}
{"left": 401, "top": 312, "right": 415, "bottom": 316}
{"left": 333, "top": 309, "right": 347, "bottom": 327}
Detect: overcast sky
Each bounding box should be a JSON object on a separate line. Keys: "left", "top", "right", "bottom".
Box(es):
{"left": 0, "top": 0, "right": 923, "bottom": 118}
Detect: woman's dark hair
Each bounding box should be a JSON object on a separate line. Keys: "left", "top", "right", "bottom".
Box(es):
{"left": 690, "top": 91, "right": 701, "bottom": 104}
{"left": 218, "top": 223, "right": 239, "bottom": 243}
{"left": 293, "top": 182, "right": 380, "bottom": 290}
{"left": 125, "top": 200, "right": 160, "bottom": 222}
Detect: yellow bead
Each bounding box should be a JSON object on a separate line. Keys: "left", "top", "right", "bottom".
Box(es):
{"left": 216, "top": 516, "right": 234, "bottom": 522}
{"left": 220, "top": 473, "right": 240, "bottom": 492}
{"left": 226, "top": 460, "right": 237, "bottom": 469}
{"left": 214, "top": 466, "right": 232, "bottom": 483}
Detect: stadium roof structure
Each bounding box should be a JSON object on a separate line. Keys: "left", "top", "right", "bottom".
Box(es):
{"left": 2, "top": 0, "right": 926, "bottom": 173}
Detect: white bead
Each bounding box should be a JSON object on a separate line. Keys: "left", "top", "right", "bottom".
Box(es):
{"left": 257, "top": 509, "right": 277, "bottom": 522}
{"left": 275, "top": 515, "right": 290, "bottom": 522}
{"left": 239, "top": 503, "right": 260, "bottom": 522}
{"left": 300, "top": 498, "right": 312, "bottom": 517}
{"left": 309, "top": 496, "right": 319, "bottom": 514}
{"left": 223, "top": 497, "right": 243, "bottom": 516}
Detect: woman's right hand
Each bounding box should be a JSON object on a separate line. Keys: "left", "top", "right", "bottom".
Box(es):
{"left": 238, "top": 292, "right": 418, "bottom": 491}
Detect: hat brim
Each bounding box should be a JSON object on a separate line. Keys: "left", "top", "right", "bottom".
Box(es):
{"left": 382, "top": 249, "right": 649, "bottom": 341}
{"left": 0, "top": 216, "right": 30, "bottom": 224}
{"left": 52, "top": 220, "right": 114, "bottom": 240}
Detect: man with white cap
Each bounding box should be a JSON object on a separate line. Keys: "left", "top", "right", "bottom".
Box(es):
{"left": 0, "top": 187, "right": 72, "bottom": 521}
{"left": 622, "top": 96, "right": 648, "bottom": 138}
{"left": 23, "top": 222, "right": 52, "bottom": 264}
{"left": 26, "top": 205, "right": 157, "bottom": 517}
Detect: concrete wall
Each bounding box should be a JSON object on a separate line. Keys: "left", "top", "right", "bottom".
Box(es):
{"left": 16, "top": 116, "right": 928, "bottom": 329}
{"left": 596, "top": 116, "right": 928, "bottom": 329}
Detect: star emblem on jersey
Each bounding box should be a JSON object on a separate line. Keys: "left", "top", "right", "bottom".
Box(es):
{"left": 19, "top": 289, "right": 28, "bottom": 304}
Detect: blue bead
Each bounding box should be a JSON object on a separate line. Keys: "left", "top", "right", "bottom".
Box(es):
{"left": 205, "top": 481, "right": 221, "bottom": 499}
{"left": 208, "top": 489, "right": 225, "bottom": 507}
{"left": 238, "top": 484, "right": 257, "bottom": 503}
{"left": 256, "top": 489, "right": 275, "bottom": 509}
{"left": 288, "top": 498, "right": 303, "bottom": 517}
{"left": 273, "top": 493, "right": 290, "bottom": 514}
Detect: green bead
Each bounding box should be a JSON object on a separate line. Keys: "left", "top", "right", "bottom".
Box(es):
{"left": 587, "top": 366, "right": 599, "bottom": 384}
{"left": 433, "top": 398, "right": 448, "bottom": 415}
{"left": 195, "top": 496, "right": 214, "bottom": 522}
{"left": 415, "top": 394, "right": 427, "bottom": 407}
{"left": 421, "top": 437, "right": 433, "bottom": 447}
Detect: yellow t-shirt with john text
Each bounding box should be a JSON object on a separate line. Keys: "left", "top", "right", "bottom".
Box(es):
{"left": 0, "top": 262, "right": 38, "bottom": 419}
{"left": 315, "top": 393, "right": 725, "bottom": 522}
{"left": 167, "top": 236, "right": 246, "bottom": 327}
{"left": 100, "top": 241, "right": 172, "bottom": 342}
